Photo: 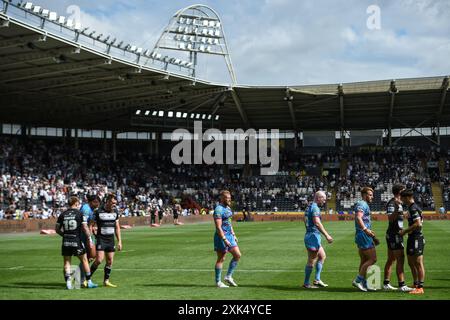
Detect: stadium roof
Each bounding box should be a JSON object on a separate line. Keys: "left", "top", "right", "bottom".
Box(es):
{"left": 1, "top": 2, "right": 449, "bottom": 133}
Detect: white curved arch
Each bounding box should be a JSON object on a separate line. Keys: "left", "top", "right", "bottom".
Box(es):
{"left": 152, "top": 4, "right": 237, "bottom": 86}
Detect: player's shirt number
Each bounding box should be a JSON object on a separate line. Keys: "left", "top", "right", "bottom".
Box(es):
{"left": 63, "top": 220, "right": 77, "bottom": 231}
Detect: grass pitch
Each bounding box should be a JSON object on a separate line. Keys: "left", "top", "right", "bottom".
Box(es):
{"left": 1, "top": 219, "right": 450, "bottom": 300}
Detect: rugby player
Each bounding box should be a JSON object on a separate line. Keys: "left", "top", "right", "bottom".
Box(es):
{"left": 79, "top": 195, "right": 100, "bottom": 287}
{"left": 383, "top": 184, "right": 413, "bottom": 292}
{"left": 213, "top": 190, "right": 241, "bottom": 288}
{"left": 400, "top": 189, "right": 426, "bottom": 295}
{"left": 55, "top": 196, "right": 98, "bottom": 290}
{"left": 303, "top": 191, "right": 333, "bottom": 289}
{"left": 89, "top": 193, "right": 122, "bottom": 288}
{"left": 352, "top": 187, "right": 377, "bottom": 292}
{"left": 173, "top": 203, "right": 181, "bottom": 225}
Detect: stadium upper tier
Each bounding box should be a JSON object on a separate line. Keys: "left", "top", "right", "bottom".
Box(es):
{"left": 0, "top": 1, "right": 449, "bottom": 132}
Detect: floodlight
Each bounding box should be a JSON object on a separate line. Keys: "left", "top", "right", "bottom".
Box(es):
{"left": 209, "top": 21, "right": 215, "bottom": 27}
{"left": 174, "top": 34, "right": 181, "bottom": 41}
{"left": 199, "top": 45, "right": 206, "bottom": 52}
{"left": 182, "top": 35, "right": 188, "bottom": 41}
{"left": 176, "top": 112, "right": 182, "bottom": 118}
{"left": 144, "top": 49, "right": 152, "bottom": 56}
{"left": 152, "top": 111, "right": 158, "bottom": 116}
{"left": 201, "top": 37, "right": 207, "bottom": 43}
{"left": 206, "top": 46, "right": 212, "bottom": 52}
{"left": 202, "top": 28, "right": 208, "bottom": 35}
{"left": 156, "top": 53, "right": 162, "bottom": 60}
{"left": 136, "top": 48, "right": 143, "bottom": 54}
{"left": 186, "top": 62, "right": 193, "bottom": 68}
{"left": 187, "top": 44, "right": 193, "bottom": 50}
{"left": 32, "top": 6, "right": 41, "bottom": 13}
{"left": 183, "top": 113, "right": 188, "bottom": 118}
{"left": 49, "top": 12, "right": 57, "bottom": 21}
{"left": 179, "top": 43, "right": 186, "bottom": 50}
{"left": 66, "top": 19, "right": 74, "bottom": 28}
{"left": 215, "top": 115, "right": 220, "bottom": 121}
{"left": 214, "top": 39, "right": 220, "bottom": 45}
{"left": 178, "top": 26, "right": 184, "bottom": 33}
{"left": 202, "top": 114, "right": 207, "bottom": 120}
{"left": 196, "top": 114, "right": 201, "bottom": 119}
{"left": 216, "top": 22, "right": 221, "bottom": 28}
{"left": 58, "top": 16, "right": 65, "bottom": 24}
{"left": 179, "top": 17, "right": 185, "bottom": 24}
{"left": 168, "top": 111, "right": 174, "bottom": 118}
{"left": 24, "top": 2, "right": 33, "bottom": 10}
{"left": 207, "top": 38, "right": 213, "bottom": 44}
{"left": 158, "top": 111, "right": 164, "bottom": 117}
{"left": 202, "top": 20, "right": 209, "bottom": 27}
{"left": 208, "top": 115, "right": 212, "bottom": 120}
{"left": 208, "top": 30, "right": 214, "bottom": 36}
{"left": 174, "top": 59, "right": 181, "bottom": 64}
{"left": 74, "top": 22, "right": 82, "bottom": 31}
{"left": 130, "top": 45, "right": 137, "bottom": 52}
{"left": 136, "top": 110, "right": 141, "bottom": 115}
{"left": 214, "top": 30, "right": 221, "bottom": 37}
{"left": 41, "top": 9, "right": 49, "bottom": 17}
{"left": 190, "top": 114, "right": 195, "bottom": 119}
{"left": 186, "top": 18, "right": 192, "bottom": 25}
{"left": 189, "top": 36, "right": 195, "bottom": 42}
{"left": 185, "top": 27, "right": 191, "bottom": 34}
{"left": 193, "top": 19, "right": 198, "bottom": 25}
{"left": 145, "top": 111, "right": 150, "bottom": 116}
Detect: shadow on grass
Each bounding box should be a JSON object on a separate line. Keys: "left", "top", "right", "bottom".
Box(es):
{"left": 0, "top": 282, "right": 64, "bottom": 290}
{"left": 139, "top": 283, "right": 366, "bottom": 293}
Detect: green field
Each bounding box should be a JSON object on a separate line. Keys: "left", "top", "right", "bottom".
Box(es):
{"left": 1, "top": 220, "right": 450, "bottom": 300}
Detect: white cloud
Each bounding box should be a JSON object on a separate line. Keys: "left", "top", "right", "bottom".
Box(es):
{"left": 29, "top": 0, "right": 450, "bottom": 85}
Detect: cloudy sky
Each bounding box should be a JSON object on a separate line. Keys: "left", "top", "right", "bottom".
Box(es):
{"left": 26, "top": 0, "right": 450, "bottom": 85}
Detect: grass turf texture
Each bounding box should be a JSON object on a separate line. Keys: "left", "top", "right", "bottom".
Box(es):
{"left": 0, "top": 220, "right": 449, "bottom": 300}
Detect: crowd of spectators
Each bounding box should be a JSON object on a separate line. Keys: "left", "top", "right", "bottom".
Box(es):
{"left": 0, "top": 136, "right": 449, "bottom": 221}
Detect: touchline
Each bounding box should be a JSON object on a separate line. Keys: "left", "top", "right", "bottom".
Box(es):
{"left": 171, "top": 121, "right": 280, "bottom": 175}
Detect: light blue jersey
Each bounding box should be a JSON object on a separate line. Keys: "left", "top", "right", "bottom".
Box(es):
{"left": 213, "top": 204, "right": 234, "bottom": 235}
{"left": 354, "top": 200, "right": 371, "bottom": 232}
{"left": 305, "top": 202, "right": 321, "bottom": 234}
{"left": 80, "top": 203, "right": 94, "bottom": 224}
{"left": 213, "top": 204, "right": 237, "bottom": 252}
{"left": 354, "top": 200, "right": 374, "bottom": 250}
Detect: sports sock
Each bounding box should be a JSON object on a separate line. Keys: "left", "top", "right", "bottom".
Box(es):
{"left": 215, "top": 267, "right": 222, "bottom": 283}
{"left": 315, "top": 261, "right": 323, "bottom": 282}
{"left": 85, "top": 272, "right": 92, "bottom": 281}
{"left": 355, "top": 275, "right": 365, "bottom": 284}
{"left": 104, "top": 265, "right": 112, "bottom": 282}
{"left": 418, "top": 281, "right": 424, "bottom": 289}
{"left": 384, "top": 280, "right": 390, "bottom": 286}
{"left": 64, "top": 270, "right": 71, "bottom": 282}
{"left": 79, "top": 262, "right": 86, "bottom": 281}
{"left": 304, "top": 265, "right": 313, "bottom": 285}
{"left": 90, "top": 262, "right": 98, "bottom": 275}
{"left": 226, "top": 259, "right": 238, "bottom": 278}
{"left": 414, "top": 281, "right": 420, "bottom": 288}
{"left": 398, "top": 281, "right": 405, "bottom": 288}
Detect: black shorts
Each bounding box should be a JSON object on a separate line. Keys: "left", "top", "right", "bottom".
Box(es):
{"left": 61, "top": 241, "right": 86, "bottom": 257}
{"left": 96, "top": 237, "right": 115, "bottom": 253}
{"left": 158, "top": 213, "right": 164, "bottom": 220}
{"left": 173, "top": 213, "right": 179, "bottom": 219}
{"left": 386, "top": 233, "right": 404, "bottom": 251}
{"left": 407, "top": 234, "right": 425, "bottom": 256}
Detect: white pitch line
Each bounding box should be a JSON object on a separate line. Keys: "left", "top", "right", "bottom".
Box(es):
{"left": 1, "top": 267, "right": 450, "bottom": 273}
{"left": 6, "top": 266, "right": 24, "bottom": 270}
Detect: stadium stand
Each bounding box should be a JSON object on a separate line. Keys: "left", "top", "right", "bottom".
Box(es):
{"left": 1, "top": 136, "right": 449, "bottom": 220}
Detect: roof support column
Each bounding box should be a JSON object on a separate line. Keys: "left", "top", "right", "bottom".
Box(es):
{"left": 338, "top": 84, "right": 346, "bottom": 148}
{"left": 230, "top": 88, "right": 250, "bottom": 129}
{"left": 388, "top": 80, "right": 398, "bottom": 147}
